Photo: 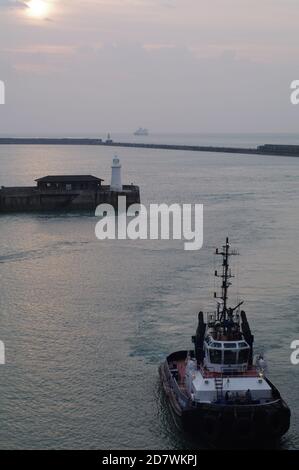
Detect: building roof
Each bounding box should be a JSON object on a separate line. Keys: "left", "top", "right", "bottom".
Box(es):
{"left": 35, "top": 175, "right": 104, "bottom": 183}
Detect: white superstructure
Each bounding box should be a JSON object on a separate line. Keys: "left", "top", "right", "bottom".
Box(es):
{"left": 185, "top": 357, "right": 272, "bottom": 405}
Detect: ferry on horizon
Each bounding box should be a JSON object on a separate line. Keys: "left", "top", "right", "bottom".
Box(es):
{"left": 134, "top": 128, "right": 149, "bottom": 136}
{"left": 159, "top": 238, "right": 290, "bottom": 446}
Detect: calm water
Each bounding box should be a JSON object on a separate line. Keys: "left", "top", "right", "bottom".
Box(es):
{"left": 0, "top": 135, "right": 299, "bottom": 449}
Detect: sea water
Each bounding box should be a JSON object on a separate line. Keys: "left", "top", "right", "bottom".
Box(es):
{"left": 0, "top": 135, "right": 298, "bottom": 449}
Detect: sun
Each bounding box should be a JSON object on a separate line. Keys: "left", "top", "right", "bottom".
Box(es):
{"left": 26, "top": 0, "right": 50, "bottom": 19}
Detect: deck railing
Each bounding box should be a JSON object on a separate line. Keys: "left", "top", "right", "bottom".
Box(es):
{"left": 199, "top": 365, "right": 259, "bottom": 378}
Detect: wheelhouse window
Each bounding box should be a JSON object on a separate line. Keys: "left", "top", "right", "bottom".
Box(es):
{"left": 209, "top": 348, "right": 222, "bottom": 364}
{"left": 238, "top": 348, "right": 249, "bottom": 364}
{"left": 224, "top": 350, "right": 237, "bottom": 364}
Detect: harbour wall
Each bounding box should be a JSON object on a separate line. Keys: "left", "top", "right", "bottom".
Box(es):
{"left": 0, "top": 185, "right": 140, "bottom": 213}
{"left": 0, "top": 139, "right": 299, "bottom": 157}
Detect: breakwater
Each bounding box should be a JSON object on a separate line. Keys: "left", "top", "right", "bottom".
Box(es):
{"left": 0, "top": 184, "right": 140, "bottom": 213}
{"left": 0, "top": 172, "right": 140, "bottom": 214}
{"left": 0, "top": 138, "right": 299, "bottom": 157}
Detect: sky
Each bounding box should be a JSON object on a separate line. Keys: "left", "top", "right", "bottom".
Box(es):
{"left": 0, "top": 0, "right": 299, "bottom": 135}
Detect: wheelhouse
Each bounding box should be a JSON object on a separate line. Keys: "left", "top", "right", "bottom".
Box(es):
{"left": 204, "top": 335, "right": 250, "bottom": 373}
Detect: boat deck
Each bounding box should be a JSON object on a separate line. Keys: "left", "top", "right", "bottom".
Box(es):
{"left": 170, "top": 358, "right": 260, "bottom": 383}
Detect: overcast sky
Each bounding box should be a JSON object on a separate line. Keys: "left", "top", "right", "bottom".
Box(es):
{"left": 0, "top": 0, "right": 299, "bottom": 135}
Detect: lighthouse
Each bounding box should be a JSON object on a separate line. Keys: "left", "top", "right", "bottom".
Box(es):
{"left": 111, "top": 155, "right": 122, "bottom": 192}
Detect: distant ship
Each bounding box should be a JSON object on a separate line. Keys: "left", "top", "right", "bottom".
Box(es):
{"left": 134, "top": 128, "right": 149, "bottom": 136}
{"left": 159, "top": 238, "right": 290, "bottom": 445}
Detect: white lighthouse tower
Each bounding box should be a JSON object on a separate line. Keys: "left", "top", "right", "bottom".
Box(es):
{"left": 111, "top": 155, "right": 122, "bottom": 192}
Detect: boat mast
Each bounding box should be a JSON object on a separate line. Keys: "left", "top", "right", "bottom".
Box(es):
{"left": 215, "top": 237, "right": 238, "bottom": 324}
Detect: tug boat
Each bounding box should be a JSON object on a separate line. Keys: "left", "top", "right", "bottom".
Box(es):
{"left": 159, "top": 238, "right": 290, "bottom": 445}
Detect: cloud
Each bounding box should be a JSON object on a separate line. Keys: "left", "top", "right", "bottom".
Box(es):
{"left": 143, "top": 44, "right": 175, "bottom": 51}
{"left": 0, "top": 0, "right": 27, "bottom": 8}
{"left": 1, "top": 0, "right": 299, "bottom": 133}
